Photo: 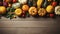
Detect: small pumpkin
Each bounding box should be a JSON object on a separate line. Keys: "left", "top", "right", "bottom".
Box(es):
{"left": 0, "top": 6, "right": 6, "bottom": 14}
{"left": 15, "top": 8, "right": 22, "bottom": 16}
{"left": 29, "top": 7, "right": 37, "bottom": 16}
{"left": 38, "top": 8, "right": 46, "bottom": 16}
{"left": 46, "top": 5, "right": 54, "bottom": 13}
{"left": 22, "top": 5, "right": 29, "bottom": 11}
{"left": 55, "top": 6, "right": 60, "bottom": 15}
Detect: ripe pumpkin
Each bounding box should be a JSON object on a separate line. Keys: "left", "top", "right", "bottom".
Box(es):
{"left": 15, "top": 8, "right": 22, "bottom": 16}
{"left": 0, "top": 6, "right": 6, "bottom": 14}
{"left": 29, "top": 7, "right": 37, "bottom": 16}
{"left": 55, "top": 6, "right": 60, "bottom": 15}
{"left": 38, "top": 8, "right": 46, "bottom": 16}
{"left": 22, "top": 5, "right": 29, "bottom": 11}
{"left": 46, "top": 5, "right": 54, "bottom": 13}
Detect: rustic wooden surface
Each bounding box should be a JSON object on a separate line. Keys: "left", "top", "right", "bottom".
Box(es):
{"left": 0, "top": 17, "right": 60, "bottom": 34}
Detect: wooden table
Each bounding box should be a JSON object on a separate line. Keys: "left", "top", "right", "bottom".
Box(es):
{"left": 0, "top": 17, "right": 60, "bottom": 34}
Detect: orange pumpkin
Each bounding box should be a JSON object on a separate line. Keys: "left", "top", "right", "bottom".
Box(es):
{"left": 46, "top": 5, "right": 54, "bottom": 13}
{"left": 22, "top": 5, "right": 29, "bottom": 11}
{"left": 38, "top": 8, "right": 46, "bottom": 16}
{"left": 29, "top": 7, "right": 37, "bottom": 16}
{"left": 15, "top": 8, "right": 22, "bottom": 16}
{"left": 0, "top": 6, "right": 6, "bottom": 14}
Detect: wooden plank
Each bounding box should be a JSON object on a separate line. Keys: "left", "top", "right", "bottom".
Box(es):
{"left": 0, "top": 27, "right": 59, "bottom": 34}
{"left": 0, "top": 17, "right": 60, "bottom": 27}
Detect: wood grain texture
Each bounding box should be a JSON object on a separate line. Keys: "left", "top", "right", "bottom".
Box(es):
{"left": 0, "top": 17, "right": 60, "bottom": 34}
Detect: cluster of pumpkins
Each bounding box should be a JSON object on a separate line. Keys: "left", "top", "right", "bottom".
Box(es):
{"left": 0, "top": 0, "right": 60, "bottom": 19}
